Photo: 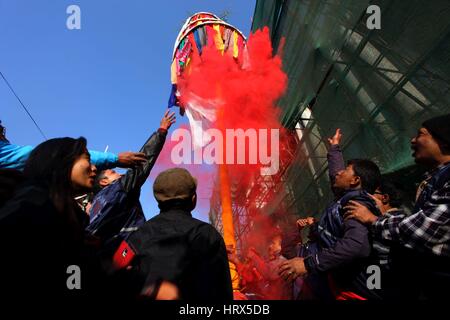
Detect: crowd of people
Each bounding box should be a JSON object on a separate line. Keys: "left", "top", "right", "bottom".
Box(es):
{"left": 0, "top": 112, "right": 449, "bottom": 301}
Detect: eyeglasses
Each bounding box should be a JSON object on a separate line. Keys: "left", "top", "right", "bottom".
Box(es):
{"left": 374, "top": 191, "right": 384, "bottom": 196}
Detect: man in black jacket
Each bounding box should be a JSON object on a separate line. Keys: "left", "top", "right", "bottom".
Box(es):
{"left": 127, "top": 168, "right": 233, "bottom": 302}
{"left": 87, "top": 110, "right": 175, "bottom": 250}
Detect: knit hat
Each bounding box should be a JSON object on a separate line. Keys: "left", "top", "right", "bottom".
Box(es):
{"left": 422, "top": 114, "right": 450, "bottom": 146}
{"left": 153, "top": 168, "right": 197, "bottom": 203}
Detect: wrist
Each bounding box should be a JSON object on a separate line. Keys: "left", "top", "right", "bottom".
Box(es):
{"left": 369, "top": 214, "right": 378, "bottom": 224}
{"left": 304, "top": 255, "right": 316, "bottom": 274}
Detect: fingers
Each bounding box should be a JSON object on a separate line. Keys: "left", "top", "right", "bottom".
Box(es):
{"left": 279, "top": 266, "right": 296, "bottom": 282}
{"left": 133, "top": 152, "right": 146, "bottom": 158}
{"left": 279, "top": 267, "right": 291, "bottom": 279}
{"left": 132, "top": 152, "right": 147, "bottom": 162}
{"left": 166, "top": 110, "right": 176, "bottom": 119}
{"left": 347, "top": 200, "right": 362, "bottom": 207}
{"left": 370, "top": 194, "right": 382, "bottom": 206}
{"left": 278, "top": 262, "right": 291, "bottom": 274}
{"left": 160, "top": 110, "right": 177, "bottom": 130}
{"left": 343, "top": 206, "right": 358, "bottom": 216}
{"left": 343, "top": 201, "right": 360, "bottom": 220}
{"left": 344, "top": 212, "right": 355, "bottom": 220}
{"left": 369, "top": 194, "right": 378, "bottom": 200}
{"left": 279, "top": 269, "right": 291, "bottom": 281}
{"left": 343, "top": 205, "right": 357, "bottom": 213}
{"left": 166, "top": 111, "right": 176, "bottom": 123}
{"left": 296, "top": 220, "right": 306, "bottom": 228}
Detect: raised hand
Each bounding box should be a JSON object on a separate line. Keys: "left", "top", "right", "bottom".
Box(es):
{"left": 296, "top": 217, "right": 316, "bottom": 229}
{"left": 327, "top": 128, "right": 342, "bottom": 146}
{"left": 160, "top": 109, "right": 176, "bottom": 130}
{"left": 343, "top": 200, "right": 378, "bottom": 224}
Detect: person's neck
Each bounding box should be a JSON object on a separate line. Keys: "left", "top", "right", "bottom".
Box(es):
{"left": 346, "top": 185, "right": 361, "bottom": 192}
{"left": 335, "top": 185, "right": 360, "bottom": 197}
{"left": 429, "top": 155, "right": 450, "bottom": 170}
{"left": 159, "top": 199, "right": 193, "bottom": 213}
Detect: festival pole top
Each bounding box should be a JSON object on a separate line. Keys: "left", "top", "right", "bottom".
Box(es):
{"left": 168, "top": 12, "right": 248, "bottom": 294}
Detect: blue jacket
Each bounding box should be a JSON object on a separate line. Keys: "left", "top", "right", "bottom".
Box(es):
{"left": 0, "top": 140, "right": 119, "bottom": 170}
{"left": 302, "top": 144, "right": 383, "bottom": 299}
{"left": 87, "top": 129, "right": 167, "bottom": 250}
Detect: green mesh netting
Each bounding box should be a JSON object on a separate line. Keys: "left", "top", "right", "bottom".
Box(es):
{"left": 252, "top": 0, "right": 450, "bottom": 216}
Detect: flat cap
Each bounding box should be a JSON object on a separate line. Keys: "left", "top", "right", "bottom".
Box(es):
{"left": 153, "top": 168, "right": 197, "bottom": 202}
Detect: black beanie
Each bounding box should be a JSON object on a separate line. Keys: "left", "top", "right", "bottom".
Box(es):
{"left": 422, "top": 114, "right": 450, "bottom": 146}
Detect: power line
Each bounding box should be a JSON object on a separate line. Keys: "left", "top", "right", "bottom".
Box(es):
{"left": 0, "top": 71, "right": 47, "bottom": 140}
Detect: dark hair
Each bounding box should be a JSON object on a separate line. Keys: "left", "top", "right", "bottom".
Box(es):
{"left": 0, "top": 120, "right": 7, "bottom": 142}
{"left": 24, "top": 137, "right": 89, "bottom": 238}
{"left": 0, "top": 169, "right": 24, "bottom": 208}
{"left": 422, "top": 114, "right": 450, "bottom": 152}
{"left": 347, "top": 159, "right": 381, "bottom": 194}
{"left": 378, "top": 180, "right": 403, "bottom": 208}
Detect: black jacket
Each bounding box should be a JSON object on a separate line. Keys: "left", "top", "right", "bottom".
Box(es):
{"left": 0, "top": 182, "right": 93, "bottom": 300}
{"left": 0, "top": 181, "right": 145, "bottom": 303}
{"left": 128, "top": 204, "right": 233, "bottom": 302}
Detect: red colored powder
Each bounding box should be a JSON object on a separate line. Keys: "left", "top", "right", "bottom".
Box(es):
{"left": 152, "top": 29, "right": 295, "bottom": 298}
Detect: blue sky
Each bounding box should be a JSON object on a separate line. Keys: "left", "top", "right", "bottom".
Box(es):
{"left": 0, "top": 0, "right": 255, "bottom": 220}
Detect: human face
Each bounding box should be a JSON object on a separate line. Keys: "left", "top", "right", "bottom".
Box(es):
{"left": 100, "top": 169, "right": 122, "bottom": 187}
{"left": 71, "top": 152, "right": 96, "bottom": 193}
{"left": 333, "top": 164, "right": 360, "bottom": 191}
{"left": 411, "top": 127, "right": 444, "bottom": 167}
{"left": 373, "top": 188, "right": 390, "bottom": 212}
{"left": 268, "top": 235, "right": 282, "bottom": 259}
{"left": 373, "top": 189, "right": 384, "bottom": 202}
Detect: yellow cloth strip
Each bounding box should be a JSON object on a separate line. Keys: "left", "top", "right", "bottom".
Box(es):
{"left": 170, "top": 59, "right": 177, "bottom": 84}
{"left": 213, "top": 24, "right": 224, "bottom": 54}
{"left": 232, "top": 30, "right": 239, "bottom": 58}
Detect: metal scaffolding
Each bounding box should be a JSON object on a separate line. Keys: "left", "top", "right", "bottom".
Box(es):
{"left": 211, "top": 0, "right": 450, "bottom": 246}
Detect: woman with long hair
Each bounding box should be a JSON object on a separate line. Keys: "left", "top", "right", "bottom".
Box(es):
{"left": 0, "top": 137, "right": 97, "bottom": 300}
{"left": 23, "top": 137, "right": 96, "bottom": 239}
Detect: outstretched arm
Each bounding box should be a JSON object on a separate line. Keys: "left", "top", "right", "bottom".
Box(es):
{"left": 0, "top": 142, "right": 33, "bottom": 170}
{"left": 121, "top": 110, "right": 176, "bottom": 194}
{"left": 327, "top": 129, "right": 345, "bottom": 189}
{"left": 345, "top": 182, "right": 450, "bottom": 256}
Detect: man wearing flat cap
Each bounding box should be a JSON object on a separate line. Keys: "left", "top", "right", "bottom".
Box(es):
{"left": 345, "top": 113, "right": 450, "bottom": 299}
{"left": 127, "top": 168, "right": 233, "bottom": 301}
